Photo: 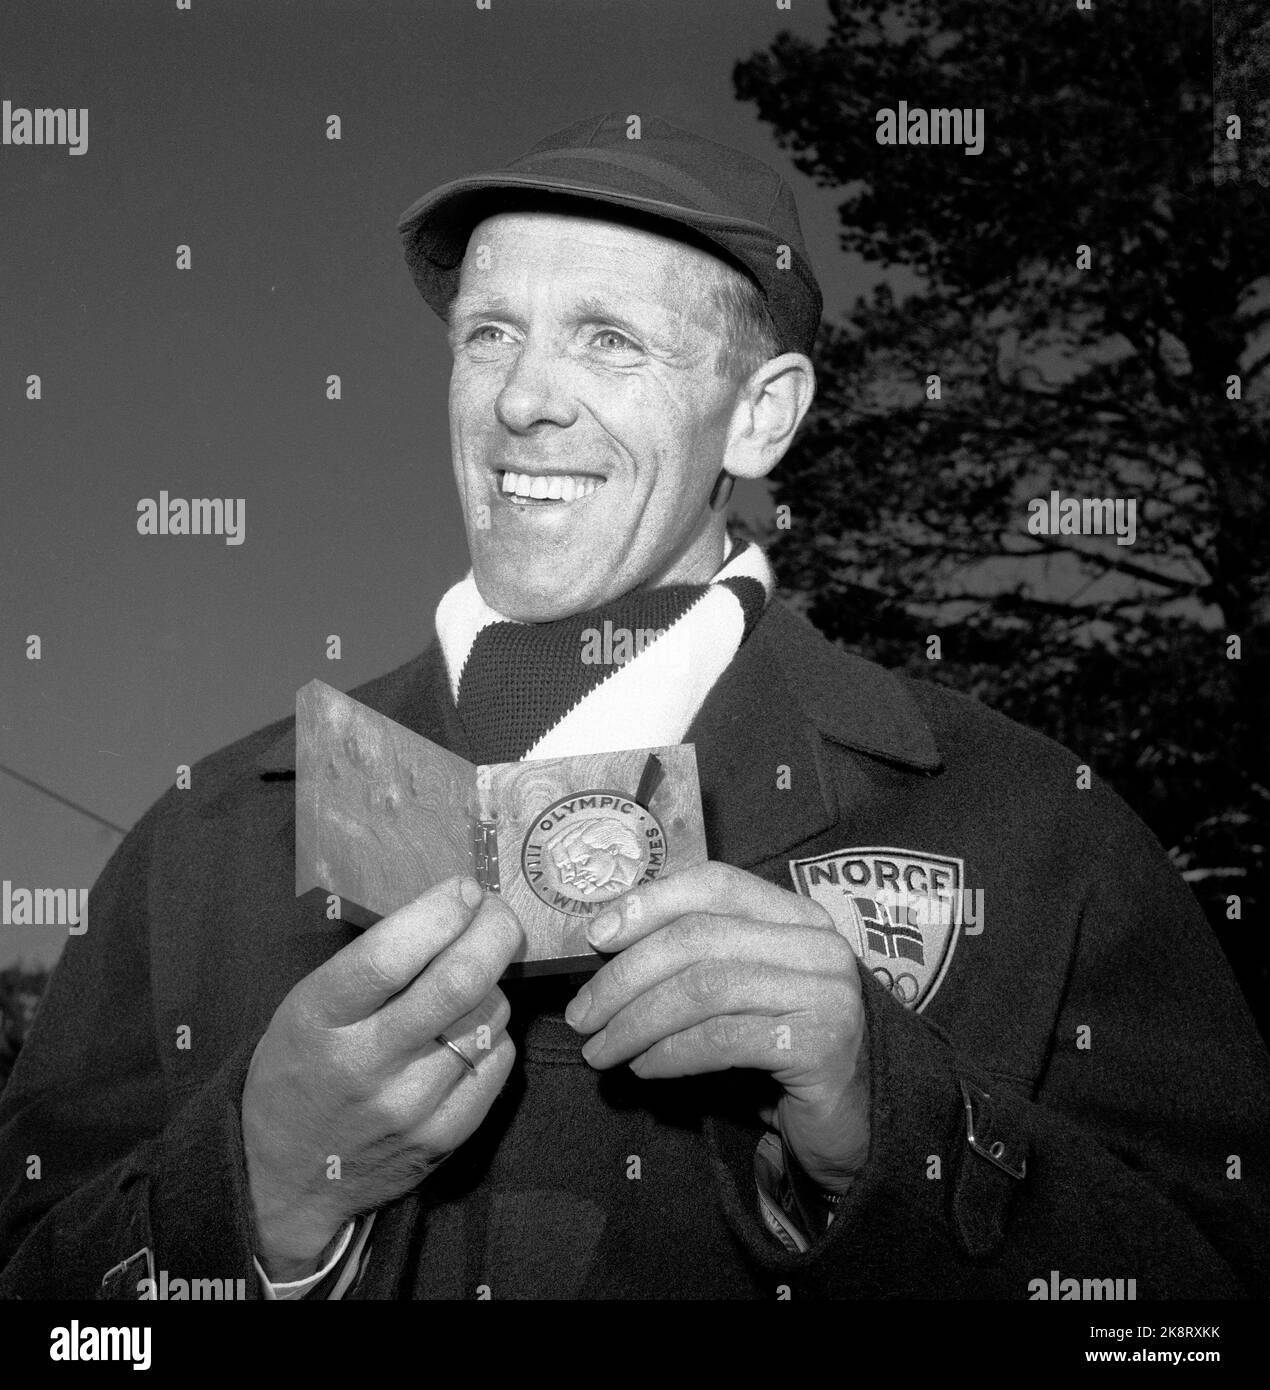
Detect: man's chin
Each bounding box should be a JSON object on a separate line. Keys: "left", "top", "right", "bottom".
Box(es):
{"left": 473, "top": 567, "right": 606, "bottom": 623}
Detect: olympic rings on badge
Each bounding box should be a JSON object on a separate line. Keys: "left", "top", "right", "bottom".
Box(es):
{"left": 872, "top": 967, "right": 920, "bottom": 1006}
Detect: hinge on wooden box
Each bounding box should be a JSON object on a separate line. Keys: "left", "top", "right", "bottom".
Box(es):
{"left": 472, "top": 770, "right": 500, "bottom": 892}
{"left": 471, "top": 817, "right": 500, "bottom": 892}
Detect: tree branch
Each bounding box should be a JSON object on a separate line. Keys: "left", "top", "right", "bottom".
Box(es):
{"left": 1011, "top": 539, "right": 1207, "bottom": 594}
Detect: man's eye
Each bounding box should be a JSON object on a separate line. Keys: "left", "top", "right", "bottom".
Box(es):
{"left": 592, "top": 329, "right": 638, "bottom": 352}
{"left": 470, "top": 325, "right": 512, "bottom": 344}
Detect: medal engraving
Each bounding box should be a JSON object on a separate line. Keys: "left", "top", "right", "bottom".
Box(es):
{"left": 522, "top": 789, "right": 666, "bottom": 915}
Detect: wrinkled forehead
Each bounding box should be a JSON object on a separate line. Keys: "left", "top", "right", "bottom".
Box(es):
{"left": 455, "top": 207, "right": 730, "bottom": 330}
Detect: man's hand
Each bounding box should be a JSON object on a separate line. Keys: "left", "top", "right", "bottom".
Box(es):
{"left": 564, "top": 862, "right": 869, "bottom": 1194}
{"left": 241, "top": 876, "right": 523, "bottom": 1281}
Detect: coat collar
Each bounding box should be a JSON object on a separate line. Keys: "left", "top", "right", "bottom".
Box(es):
{"left": 254, "top": 599, "right": 941, "bottom": 866}
{"left": 750, "top": 602, "right": 941, "bottom": 772}
{"left": 681, "top": 599, "right": 941, "bottom": 869}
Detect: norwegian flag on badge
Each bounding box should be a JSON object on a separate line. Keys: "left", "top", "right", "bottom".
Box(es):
{"left": 788, "top": 846, "right": 966, "bottom": 1011}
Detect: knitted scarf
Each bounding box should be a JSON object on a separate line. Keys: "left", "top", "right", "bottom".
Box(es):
{"left": 436, "top": 537, "right": 774, "bottom": 765}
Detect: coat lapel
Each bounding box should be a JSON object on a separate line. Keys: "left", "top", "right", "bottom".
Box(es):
{"left": 686, "top": 599, "right": 942, "bottom": 872}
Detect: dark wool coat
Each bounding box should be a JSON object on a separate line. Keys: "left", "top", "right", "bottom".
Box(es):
{"left": 2, "top": 601, "right": 1267, "bottom": 1299}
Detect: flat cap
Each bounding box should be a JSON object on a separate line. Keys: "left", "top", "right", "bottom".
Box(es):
{"left": 397, "top": 111, "right": 822, "bottom": 359}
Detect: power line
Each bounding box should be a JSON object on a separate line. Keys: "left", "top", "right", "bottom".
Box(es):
{"left": 0, "top": 762, "right": 128, "bottom": 836}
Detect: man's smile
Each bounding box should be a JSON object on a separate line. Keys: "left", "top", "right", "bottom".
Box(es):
{"left": 496, "top": 469, "right": 608, "bottom": 506}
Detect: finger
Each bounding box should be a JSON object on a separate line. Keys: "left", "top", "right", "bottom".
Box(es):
{"left": 569, "top": 915, "right": 852, "bottom": 1034}
{"left": 373, "top": 971, "right": 511, "bottom": 1070}
{"left": 438, "top": 986, "right": 512, "bottom": 1072}
{"left": 377, "top": 1030, "right": 518, "bottom": 1155}
{"left": 584, "top": 861, "right": 833, "bottom": 953}
{"left": 376, "top": 986, "right": 511, "bottom": 1116}
{"left": 580, "top": 961, "right": 824, "bottom": 1069}
{"left": 628, "top": 1014, "right": 801, "bottom": 1080}
{"left": 302, "top": 876, "right": 484, "bottom": 1026}
{"left": 430, "top": 998, "right": 509, "bottom": 1097}
{"left": 390, "top": 891, "right": 524, "bottom": 1040}
{"left": 414, "top": 1033, "right": 518, "bottom": 1147}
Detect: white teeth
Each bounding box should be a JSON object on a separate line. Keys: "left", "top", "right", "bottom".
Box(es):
{"left": 499, "top": 470, "right": 604, "bottom": 502}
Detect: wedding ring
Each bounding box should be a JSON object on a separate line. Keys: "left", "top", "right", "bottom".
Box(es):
{"left": 435, "top": 1031, "right": 477, "bottom": 1072}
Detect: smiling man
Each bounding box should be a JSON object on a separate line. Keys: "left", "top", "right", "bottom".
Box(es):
{"left": 1, "top": 113, "right": 1268, "bottom": 1303}
{"left": 443, "top": 204, "right": 807, "bottom": 619}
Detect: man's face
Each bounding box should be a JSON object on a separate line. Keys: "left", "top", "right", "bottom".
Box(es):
{"left": 446, "top": 210, "right": 744, "bottom": 620}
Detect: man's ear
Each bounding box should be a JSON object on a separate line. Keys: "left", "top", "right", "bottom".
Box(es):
{"left": 722, "top": 353, "right": 816, "bottom": 481}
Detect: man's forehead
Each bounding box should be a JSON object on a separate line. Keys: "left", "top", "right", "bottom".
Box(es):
{"left": 456, "top": 209, "right": 725, "bottom": 314}
{"left": 469, "top": 207, "right": 718, "bottom": 263}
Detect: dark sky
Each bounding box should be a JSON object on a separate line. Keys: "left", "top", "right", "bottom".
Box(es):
{"left": 0, "top": 0, "right": 886, "bottom": 969}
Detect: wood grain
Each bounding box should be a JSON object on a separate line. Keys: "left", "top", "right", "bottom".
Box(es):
{"left": 295, "top": 680, "right": 472, "bottom": 914}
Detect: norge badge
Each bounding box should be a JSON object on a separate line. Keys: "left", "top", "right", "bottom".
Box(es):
{"left": 788, "top": 846, "right": 966, "bottom": 1011}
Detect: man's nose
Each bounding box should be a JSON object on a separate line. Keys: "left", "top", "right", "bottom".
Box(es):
{"left": 494, "top": 340, "right": 577, "bottom": 432}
